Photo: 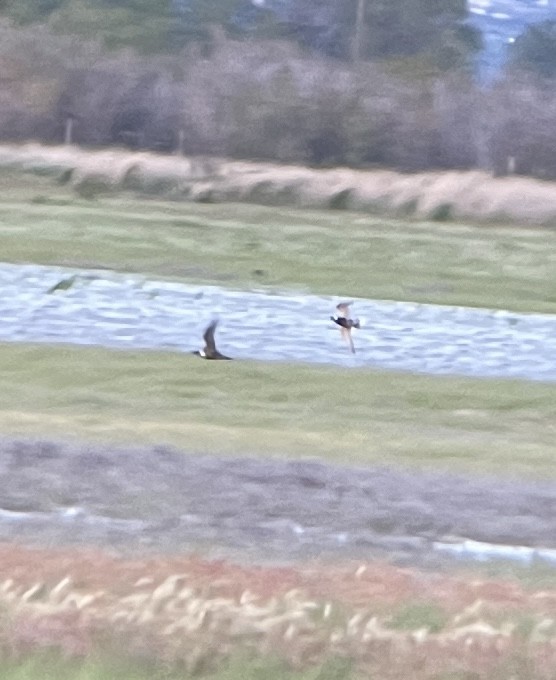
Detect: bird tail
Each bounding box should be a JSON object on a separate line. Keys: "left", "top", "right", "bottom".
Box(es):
{"left": 353, "top": 319, "right": 361, "bottom": 329}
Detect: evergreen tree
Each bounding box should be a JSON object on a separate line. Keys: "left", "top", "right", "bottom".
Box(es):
{"left": 46, "top": 0, "right": 176, "bottom": 53}
{"left": 2, "top": 0, "right": 64, "bottom": 24}
{"left": 245, "top": 0, "right": 480, "bottom": 68}
{"left": 510, "top": 20, "right": 556, "bottom": 78}
{"left": 170, "top": 0, "right": 251, "bottom": 47}
{"left": 0, "top": 0, "right": 481, "bottom": 66}
{"left": 361, "top": 0, "right": 480, "bottom": 69}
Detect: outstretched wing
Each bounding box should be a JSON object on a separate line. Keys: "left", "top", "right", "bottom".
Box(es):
{"left": 203, "top": 320, "right": 218, "bottom": 353}
{"left": 341, "top": 327, "right": 356, "bottom": 354}
{"left": 336, "top": 301, "right": 353, "bottom": 318}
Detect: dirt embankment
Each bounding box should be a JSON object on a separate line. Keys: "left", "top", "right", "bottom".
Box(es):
{"left": 3, "top": 143, "right": 556, "bottom": 225}
{"left": 1, "top": 437, "right": 556, "bottom": 565}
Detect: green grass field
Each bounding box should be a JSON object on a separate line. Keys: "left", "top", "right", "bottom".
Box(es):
{"left": 0, "top": 653, "right": 352, "bottom": 680}
{"left": 1, "top": 171, "right": 556, "bottom": 313}
{"left": 1, "top": 342, "right": 555, "bottom": 477}
{"left": 0, "top": 170, "right": 554, "bottom": 477}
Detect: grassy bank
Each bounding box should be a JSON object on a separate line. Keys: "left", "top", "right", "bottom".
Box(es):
{"left": 1, "top": 169, "right": 556, "bottom": 313}
{"left": 1, "top": 342, "right": 554, "bottom": 477}
{"left": 0, "top": 654, "right": 345, "bottom": 680}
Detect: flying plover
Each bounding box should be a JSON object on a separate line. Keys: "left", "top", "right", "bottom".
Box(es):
{"left": 330, "top": 301, "right": 360, "bottom": 354}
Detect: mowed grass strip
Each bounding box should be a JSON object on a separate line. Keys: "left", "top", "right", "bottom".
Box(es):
{"left": 0, "top": 653, "right": 344, "bottom": 680}
{"left": 2, "top": 342, "right": 555, "bottom": 477}
{"left": 0, "top": 172, "right": 555, "bottom": 313}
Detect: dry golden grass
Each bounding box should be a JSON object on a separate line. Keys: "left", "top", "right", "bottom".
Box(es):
{"left": 1, "top": 545, "right": 556, "bottom": 678}
{"left": 3, "top": 142, "right": 556, "bottom": 224}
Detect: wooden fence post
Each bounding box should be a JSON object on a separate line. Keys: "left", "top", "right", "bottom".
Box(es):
{"left": 64, "top": 116, "right": 75, "bottom": 145}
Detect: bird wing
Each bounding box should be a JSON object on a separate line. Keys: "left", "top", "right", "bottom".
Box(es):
{"left": 203, "top": 320, "right": 218, "bottom": 353}
{"left": 340, "top": 326, "right": 355, "bottom": 353}
{"left": 336, "top": 301, "right": 353, "bottom": 318}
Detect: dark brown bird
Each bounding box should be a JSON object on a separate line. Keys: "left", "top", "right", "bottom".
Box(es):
{"left": 330, "top": 301, "right": 360, "bottom": 354}
{"left": 193, "top": 320, "right": 232, "bottom": 360}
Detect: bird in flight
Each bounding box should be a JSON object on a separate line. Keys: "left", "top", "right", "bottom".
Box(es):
{"left": 193, "top": 320, "right": 232, "bottom": 360}
{"left": 330, "top": 301, "right": 360, "bottom": 354}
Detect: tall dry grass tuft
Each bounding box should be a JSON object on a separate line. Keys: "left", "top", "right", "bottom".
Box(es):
{"left": 3, "top": 142, "right": 556, "bottom": 225}
{"left": 0, "top": 566, "right": 556, "bottom": 678}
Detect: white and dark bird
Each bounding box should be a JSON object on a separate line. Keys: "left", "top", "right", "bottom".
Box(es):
{"left": 193, "top": 320, "right": 232, "bottom": 360}
{"left": 330, "top": 301, "right": 360, "bottom": 354}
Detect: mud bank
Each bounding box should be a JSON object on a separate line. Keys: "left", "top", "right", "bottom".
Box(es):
{"left": 1, "top": 437, "right": 555, "bottom": 568}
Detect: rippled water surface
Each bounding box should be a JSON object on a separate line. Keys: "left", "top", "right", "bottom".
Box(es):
{"left": 0, "top": 263, "right": 555, "bottom": 381}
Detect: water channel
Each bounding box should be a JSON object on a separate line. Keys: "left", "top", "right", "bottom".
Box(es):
{"left": 0, "top": 263, "right": 555, "bottom": 381}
